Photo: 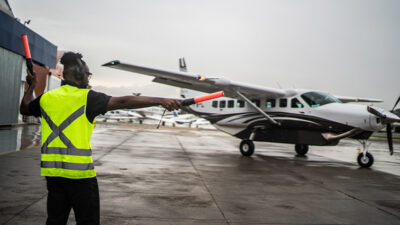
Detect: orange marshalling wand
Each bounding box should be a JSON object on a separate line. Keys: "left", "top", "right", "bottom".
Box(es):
{"left": 181, "top": 91, "right": 224, "bottom": 106}
{"left": 21, "top": 34, "right": 34, "bottom": 85}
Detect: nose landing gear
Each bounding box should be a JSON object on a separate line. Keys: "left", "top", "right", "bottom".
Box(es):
{"left": 357, "top": 140, "right": 374, "bottom": 168}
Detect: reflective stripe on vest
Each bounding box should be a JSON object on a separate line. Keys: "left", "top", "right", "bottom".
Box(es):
{"left": 41, "top": 161, "right": 94, "bottom": 170}
{"left": 40, "top": 105, "right": 93, "bottom": 172}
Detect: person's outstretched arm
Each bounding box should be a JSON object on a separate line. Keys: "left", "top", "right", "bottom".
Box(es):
{"left": 107, "top": 96, "right": 181, "bottom": 112}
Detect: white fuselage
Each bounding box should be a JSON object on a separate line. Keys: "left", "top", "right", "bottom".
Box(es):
{"left": 185, "top": 90, "right": 386, "bottom": 137}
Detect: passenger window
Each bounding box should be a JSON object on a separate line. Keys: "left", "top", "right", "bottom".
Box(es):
{"left": 279, "top": 99, "right": 287, "bottom": 107}
{"left": 219, "top": 100, "right": 226, "bottom": 108}
{"left": 251, "top": 99, "right": 260, "bottom": 107}
{"left": 212, "top": 101, "right": 218, "bottom": 108}
{"left": 237, "top": 100, "right": 245, "bottom": 108}
{"left": 228, "top": 100, "right": 234, "bottom": 108}
{"left": 291, "top": 98, "right": 304, "bottom": 108}
{"left": 279, "top": 98, "right": 287, "bottom": 108}
{"left": 265, "top": 99, "right": 276, "bottom": 108}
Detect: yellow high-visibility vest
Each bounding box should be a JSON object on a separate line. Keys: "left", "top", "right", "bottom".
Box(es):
{"left": 40, "top": 85, "right": 96, "bottom": 179}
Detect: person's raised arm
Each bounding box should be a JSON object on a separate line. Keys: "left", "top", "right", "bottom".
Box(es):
{"left": 106, "top": 96, "right": 181, "bottom": 112}
{"left": 20, "top": 69, "right": 37, "bottom": 115}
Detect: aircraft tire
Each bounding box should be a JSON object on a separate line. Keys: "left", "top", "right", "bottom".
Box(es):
{"left": 295, "top": 144, "right": 309, "bottom": 155}
{"left": 240, "top": 140, "right": 254, "bottom": 156}
{"left": 357, "top": 152, "right": 374, "bottom": 168}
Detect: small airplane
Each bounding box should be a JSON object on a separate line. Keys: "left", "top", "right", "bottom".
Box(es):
{"left": 99, "top": 109, "right": 142, "bottom": 122}
{"left": 102, "top": 58, "right": 400, "bottom": 168}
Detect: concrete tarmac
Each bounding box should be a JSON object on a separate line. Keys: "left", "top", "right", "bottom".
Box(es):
{"left": 1, "top": 124, "right": 400, "bottom": 224}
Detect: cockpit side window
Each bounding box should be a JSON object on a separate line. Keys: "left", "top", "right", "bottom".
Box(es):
{"left": 212, "top": 101, "right": 218, "bottom": 108}
{"left": 291, "top": 98, "right": 304, "bottom": 108}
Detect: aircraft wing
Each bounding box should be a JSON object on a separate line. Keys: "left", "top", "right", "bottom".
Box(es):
{"left": 335, "top": 96, "right": 383, "bottom": 103}
{"left": 102, "top": 61, "right": 292, "bottom": 99}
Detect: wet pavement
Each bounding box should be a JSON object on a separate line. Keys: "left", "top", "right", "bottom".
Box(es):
{"left": 0, "top": 123, "right": 400, "bottom": 224}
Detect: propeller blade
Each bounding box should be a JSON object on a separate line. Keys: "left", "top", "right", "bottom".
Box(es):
{"left": 387, "top": 123, "right": 393, "bottom": 155}
{"left": 392, "top": 96, "right": 400, "bottom": 112}
{"left": 367, "top": 106, "right": 386, "bottom": 118}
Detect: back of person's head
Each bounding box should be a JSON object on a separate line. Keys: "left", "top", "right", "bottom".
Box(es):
{"left": 60, "top": 52, "right": 86, "bottom": 80}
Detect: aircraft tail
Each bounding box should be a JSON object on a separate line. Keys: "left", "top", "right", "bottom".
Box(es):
{"left": 179, "top": 58, "right": 187, "bottom": 72}
{"left": 179, "top": 57, "right": 206, "bottom": 98}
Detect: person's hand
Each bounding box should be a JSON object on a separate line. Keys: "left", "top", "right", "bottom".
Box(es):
{"left": 26, "top": 69, "right": 37, "bottom": 87}
{"left": 160, "top": 99, "right": 181, "bottom": 111}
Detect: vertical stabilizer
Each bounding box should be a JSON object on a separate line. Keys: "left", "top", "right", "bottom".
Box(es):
{"left": 179, "top": 57, "right": 187, "bottom": 72}
{"left": 178, "top": 58, "right": 206, "bottom": 98}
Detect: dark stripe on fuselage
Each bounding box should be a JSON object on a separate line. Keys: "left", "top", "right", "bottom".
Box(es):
{"left": 184, "top": 106, "right": 354, "bottom": 133}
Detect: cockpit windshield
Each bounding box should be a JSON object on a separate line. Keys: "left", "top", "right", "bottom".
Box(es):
{"left": 301, "top": 92, "right": 342, "bottom": 108}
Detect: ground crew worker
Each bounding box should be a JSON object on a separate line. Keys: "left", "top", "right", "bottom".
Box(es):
{"left": 20, "top": 52, "right": 181, "bottom": 225}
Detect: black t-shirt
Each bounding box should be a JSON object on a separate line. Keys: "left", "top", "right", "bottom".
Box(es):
{"left": 29, "top": 83, "right": 111, "bottom": 123}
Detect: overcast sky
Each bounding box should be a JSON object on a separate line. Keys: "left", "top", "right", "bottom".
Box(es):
{"left": 10, "top": 0, "right": 400, "bottom": 109}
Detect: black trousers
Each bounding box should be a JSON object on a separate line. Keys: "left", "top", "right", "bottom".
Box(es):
{"left": 45, "top": 176, "right": 100, "bottom": 225}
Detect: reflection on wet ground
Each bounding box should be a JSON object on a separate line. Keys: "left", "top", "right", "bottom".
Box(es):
{"left": 1, "top": 123, "right": 400, "bottom": 224}
{"left": 0, "top": 123, "right": 399, "bottom": 176}
{"left": 0, "top": 125, "right": 41, "bottom": 155}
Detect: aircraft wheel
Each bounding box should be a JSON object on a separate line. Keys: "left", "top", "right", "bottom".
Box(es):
{"left": 357, "top": 152, "right": 374, "bottom": 168}
{"left": 295, "top": 144, "right": 309, "bottom": 155}
{"left": 240, "top": 140, "right": 254, "bottom": 156}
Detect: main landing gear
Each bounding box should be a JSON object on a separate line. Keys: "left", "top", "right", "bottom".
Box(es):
{"left": 357, "top": 140, "right": 374, "bottom": 168}
{"left": 239, "top": 141, "right": 310, "bottom": 157}
{"left": 295, "top": 144, "right": 309, "bottom": 156}
{"left": 240, "top": 140, "right": 255, "bottom": 156}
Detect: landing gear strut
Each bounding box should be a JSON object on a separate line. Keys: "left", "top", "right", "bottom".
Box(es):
{"left": 295, "top": 144, "right": 309, "bottom": 156}
{"left": 239, "top": 128, "right": 258, "bottom": 156}
{"left": 357, "top": 140, "right": 374, "bottom": 168}
{"left": 240, "top": 140, "right": 254, "bottom": 156}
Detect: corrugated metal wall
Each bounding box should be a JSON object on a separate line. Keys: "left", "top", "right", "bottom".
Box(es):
{"left": 0, "top": 47, "right": 23, "bottom": 125}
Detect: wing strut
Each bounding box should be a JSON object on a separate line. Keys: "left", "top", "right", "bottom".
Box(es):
{"left": 236, "top": 91, "right": 280, "bottom": 126}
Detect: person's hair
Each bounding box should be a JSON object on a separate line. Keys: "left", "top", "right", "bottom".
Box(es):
{"left": 60, "top": 52, "right": 86, "bottom": 78}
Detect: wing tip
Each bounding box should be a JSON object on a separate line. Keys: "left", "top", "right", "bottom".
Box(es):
{"left": 102, "top": 60, "right": 121, "bottom": 67}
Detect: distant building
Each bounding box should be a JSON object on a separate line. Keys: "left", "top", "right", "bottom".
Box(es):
{"left": 0, "top": 1, "right": 58, "bottom": 126}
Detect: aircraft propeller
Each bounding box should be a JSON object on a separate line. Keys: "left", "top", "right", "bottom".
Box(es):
{"left": 388, "top": 96, "right": 400, "bottom": 155}
{"left": 367, "top": 96, "right": 400, "bottom": 155}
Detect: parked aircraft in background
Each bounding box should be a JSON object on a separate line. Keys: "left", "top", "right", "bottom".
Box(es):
{"left": 103, "top": 58, "right": 400, "bottom": 168}
{"left": 137, "top": 107, "right": 202, "bottom": 126}
{"left": 99, "top": 110, "right": 142, "bottom": 122}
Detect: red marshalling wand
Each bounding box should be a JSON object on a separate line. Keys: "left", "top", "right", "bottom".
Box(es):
{"left": 21, "top": 34, "right": 34, "bottom": 85}
{"left": 181, "top": 91, "right": 224, "bottom": 106}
